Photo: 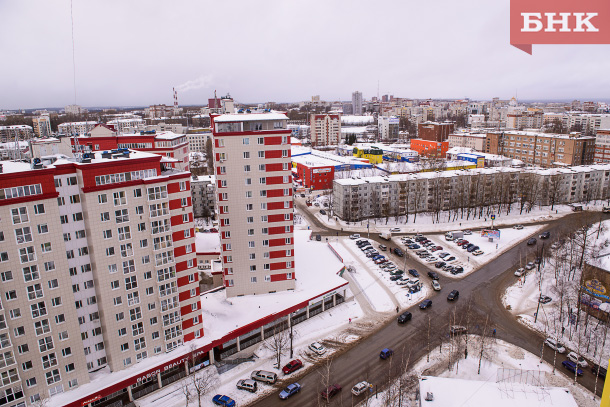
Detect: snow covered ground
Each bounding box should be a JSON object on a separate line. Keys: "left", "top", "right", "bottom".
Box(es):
{"left": 365, "top": 338, "right": 596, "bottom": 407}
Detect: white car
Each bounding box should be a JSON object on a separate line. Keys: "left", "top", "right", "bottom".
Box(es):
{"left": 550, "top": 242, "right": 561, "bottom": 250}
{"left": 351, "top": 381, "right": 370, "bottom": 396}
{"left": 432, "top": 280, "right": 441, "bottom": 291}
{"left": 544, "top": 338, "right": 566, "bottom": 353}
{"left": 349, "top": 234, "right": 361, "bottom": 240}
{"left": 566, "top": 351, "right": 588, "bottom": 368}
{"left": 309, "top": 342, "right": 326, "bottom": 355}
{"left": 425, "top": 257, "right": 438, "bottom": 263}
{"left": 514, "top": 225, "right": 524, "bottom": 230}
{"left": 514, "top": 268, "right": 525, "bottom": 277}
{"left": 390, "top": 227, "right": 400, "bottom": 233}
{"left": 525, "top": 262, "right": 535, "bottom": 270}
{"left": 472, "top": 250, "right": 484, "bottom": 256}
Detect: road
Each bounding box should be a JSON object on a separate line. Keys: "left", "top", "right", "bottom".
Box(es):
{"left": 248, "top": 203, "right": 606, "bottom": 406}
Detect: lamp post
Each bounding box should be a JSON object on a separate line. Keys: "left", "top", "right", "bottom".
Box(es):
{"left": 289, "top": 313, "right": 294, "bottom": 359}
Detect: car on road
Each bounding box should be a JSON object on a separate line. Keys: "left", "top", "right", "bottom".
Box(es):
{"left": 282, "top": 359, "right": 303, "bottom": 374}
{"left": 279, "top": 383, "right": 301, "bottom": 400}
{"left": 432, "top": 280, "right": 441, "bottom": 291}
{"left": 390, "top": 227, "right": 401, "bottom": 232}
{"left": 525, "top": 262, "right": 535, "bottom": 270}
{"left": 514, "top": 268, "right": 525, "bottom": 277}
{"left": 320, "top": 209, "right": 326, "bottom": 215}
{"left": 562, "top": 360, "right": 583, "bottom": 376}
{"left": 447, "top": 290, "right": 459, "bottom": 301}
{"left": 379, "top": 244, "right": 387, "bottom": 251}
{"left": 427, "top": 271, "right": 439, "bottom": 280}
{"left": 212, "top": 395, "right": 236, "bottom": 407}
{"left": 320, "top": 384, "right": 342, "bottom": 400}
{"left": 446, "top": 256, "right": 456, "bottom": 262}
{"left": 539, "top": 295, "right": 552, "bottom": 304}
{"left": 514, "top": 224, "right": 524, "bottom": 230}
{"left": 380, "top": 348, "right": 394, "bottom": 359}
{"left": 409, "top": 269, "right": 420, "bottom": 277}
{"left": 350, "top": 234, "right": 361, "bottom": 240}
{"left": 419, "top": 299, "right": 432, "bottom": 309}
{"left": 393, "top": 248, "right": 404, "bottom": 257}
{"left": 591, "top": 363, "right": 607, "bottom": 378}
{"left": 309, "top": 342, "right": 326, "bottom": 355}
{"left": 544, "top": 338, "right": 566, "bottom": 353}
{"left": 450, "top": 325, "right": 468, "bottom": 335}
{"left": 566, "top": 352, "right": 588, "bottom": 368}
{"left": 540, "top": 231, "right": 550, "bottom": 239}
{"left": 473, "top": 250, "right": 484, "bottom": 256}
{"left": 398, "top": 311, "right": 412, "bottom": 323}
{"left": 527, "top": 237, "right": 537, "bottom": 245}
{"left": 351, "top": 381, "right": 370, "bottom": 396}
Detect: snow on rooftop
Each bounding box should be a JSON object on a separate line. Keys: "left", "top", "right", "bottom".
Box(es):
{"left": 213, "top": 112, "right": 288, "bottom": 123}
{"left": 154, "top": 131, "right": 186, "bottom": 140}
{"left": 341, "top": 115, "right": 375, "bottom": 125}
{"left": 0, "top": 160, "right": 32, "bottom": 174}
{"left": 194, "top": 232, "right": 220, "bottom": 253}
{"left": 341, "top": 126, "right": 369, "bottom": 134}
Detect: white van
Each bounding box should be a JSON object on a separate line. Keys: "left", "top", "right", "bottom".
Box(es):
{"left": 251, "top": 370, "right": 277, "bottom": 384}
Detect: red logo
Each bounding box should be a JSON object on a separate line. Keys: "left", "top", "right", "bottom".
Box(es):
{"left": 510, "top": 0, "right": 610, "bottom": 54}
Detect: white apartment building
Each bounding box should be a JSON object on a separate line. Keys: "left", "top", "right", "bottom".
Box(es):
{"left": 190, "top": 175, "right": 216, "bottom": 218}
{"left": 58, "top": 122, "right": 97, "bottom": 136}
{"left": 211, "top": 112, "right": 295, "bottom": 297}
{"left": 0, "top": 126, "right": 33, "bottom": 143}
{"left": 310, "top": 114, "right": 341, "bottom": 146}
{"left": 106, "top": 118, "right": 145, "bottom": 134}
{"left": 447, "top": 132, "right": 486, "bottom": 151}
{"left": 378, "top": 116, "right": 399, "bottom": 140}
{"left": 187, "top": 130, "right": 213, "bottom": 153}
{"left": 64, "top": 105, "right": 86, "bottom": 116}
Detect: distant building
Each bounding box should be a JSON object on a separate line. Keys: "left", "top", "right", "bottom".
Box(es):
{"left": 107, "top": 117, "right": 145, "bottom": 134}
{"left": 32, "top": 115, "right": 52, "bottom": 138}
{"left": 378, "top": 116, "right": 399, "bottom": 140}
{"left": 506, "top": 110, "right": 543, "bottom": 130}
{"left": 65, "top": 104, "right": 86, "bottom": 115}
{"left": 342, "top": 103, "right": 354, "bottom": 115}
{"left": 447, "top": 132, "right": 486, "bottom": 151}
{"left": 595, "top": 129, "right": 610, "bottom": 163}
{"left": 410, "top": 139, "right": 449, "bottom": 158}
{"left": 0, "top": 124, "right": 33, "bottom": 142}
{"left": 352, "top": 91, "right": 363, "bottom": 115}
{"left": 58, "top": 121, "right": 97, "bottom": 136}
{"left": 310, "top": 114, "right": 341, "bottom": 146}
{"left": 418, "top": 121, "right": 454, "bottom": 142}
{"left": 191, "top": 175, "right": 216, "bottom": 217}
{"left": 187, "top": 129, "right": 213, "bottom": 153}
{"left": 145, "top": 104, "right": 171, "bottom": 119}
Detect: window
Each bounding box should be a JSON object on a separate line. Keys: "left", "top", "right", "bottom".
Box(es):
{"left": 98, "top": 194, "right": 107, "bottom": 204}
{"left": 31, "top": 302, "right": 47, "bottom": 318}
{"left": 13, "top": 327, "right": 25, "bottom": 337}
{"left": 15, "top": 227, "right": 32, "bottom": 244}
{"left": 100, "top": 212, "right": 110, "bottom": 222}
{"left": 34, "top": 204, "right": 45, "bottom": 214}
{"left": 22, "top": 361, "right": 32, "bottom": 371}
{"left": 260, "top": 177, "right": 266, "bottom": 184}
{"left": 38, "top": 336, "right": 53, "bottom": 352}
{"left": 0, "top": 252, "right": 8, "bottom": 262}
{"left": 19, "top": 246, "right": 36, "bottom": 263}
{"left": 72, "top": 212, "right": 83, "bottom": 221}
{"left": 243, "top": 152, "right": 250, "bottom": 159}
{"left": 45, "top": 369, "right": 60, "bottom": 385}
{"left": 181, "top": 197, "right": 188, "bottom": 207}
{"left": 179, "top": 181, "right": 187, "bottom": 191}
{"left": 67, "top": 176, "right": 77, "bottom": 185}
{"left": 5, "top": 291, "right": 16, "bottom": 301}
{"left": 138, "top": 222, "right": 146, "bottom": 232}
{"left": 115, "top": 209, "right": 129, "bottom": 223}
{"left": 51, "top": 297, "right": 62, "bottom": 307}
{"left": 113, "top": 191, "right": 127, "bottom": 206}
{"left": 0, "top": 271, "right": 12, "bottom": 282}
{"left": 118, "top": 226, "right": 131, "bottom": 241}
{"left": 57, "top": 197, "right": 65, "bottom": 206}
{"left": 9, "top": 309, "right": 20, "bottom": 319}
{"left": 123, "top": 260, "right": 135, "bottom": 274}
{"left": 41, "top": 242, "right": 52, "bottom": 253}
{"left": 120, "top": 243, "right": 133, "bottom": 258}
{"left": 125, "top": 276, "right": 137, "bottom": 290}
{"left": 111, "top": 280, "right": 119, "bottom": 290}
{"left": 121, "top": 343, "right": 129, "bottom": 351}
{"left": 48, "top": 279, "right": 58, "bottom": 289}
{"left": 147, "top": 186, "right": 168, "bottom": 201}
{"left": 63, "top": 233, "right": 71, "bottom": 242}
{"left": 258, "top": 151, "right": 265, "bottom": 158}
{"left": 257, "top": 137, "right": 264, "bottom": 145}
{"left": 69, "top": 195, "right": 80, "bottom": 204}
{"left": 135, "top": 205, "right": 144, "bottom": 215}
{"left": 23, "top": 265, "right": 39, "bottom": 282}
{"left": 244, "top": 165, "right": 250, "bottom": 173}
{"left": 58, "top": 331, "right": 68, "bottom": 340}
{"left": 116, "top": 312, "right": 124, "bottom": 321}
{"left": 134, "top": 188, "right": 142, "bottom": 198}
{"left": 26, "top": 378, "right": 36, "bottom": 387}
{"left": 18, "top": 344, "right": 28, "bottom": 354}
{"left": 42, "top": 353, "right": 58, "bottom": 369}
{"left": 11, "top": 207, "right": 28, "bottom": 224}
{"left": 108, "top": 264, "right": 118, "bottom": 274}
{"left": 62, "top": 347, "right": 72, "bottom": 357}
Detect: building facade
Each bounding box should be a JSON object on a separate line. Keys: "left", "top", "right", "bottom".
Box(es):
{"left": 378, "top": 116, "right": 399, "bottom": 140}
{"left": 485, "top": 131, "right": 596, "bottom": 167}
{"left": 32, "top": 116, "right": 52, "bottom": 138}
{"left": 58, "top": 122, "right": 97, "bottom": 137}
{"left": 506, "top": 111, "right": 543, "bottom": 130}
{"left": 447, "top": 132, "right": 486, "bottom": 151}
{"left": 410, "top": 139, "right": 449, "bottom": 158}
{"left": 211, "top": 112, "right": 295, "bottom": 297}
{"left": 417, "top": 121, "right": 454, "bottom": 142}
{"left": 352, "top": 92, "right": 363, "bottom": 115}
{"left": 0, "top": 150, "right": 202, "bottom": 405}
{"left": 0, "top": 126, "right": 33, "bottom": 143}
{"left": 310, "top": 114, "right": 341, "bottom": 147}
{"left": 595, "top": 129, "right": 610, "bottom": 164}
{"left": 190, "top": 175, "right": 216, "bottom": 218}
{"left": 186, "top": 130, "right": 213, "bottom": 153}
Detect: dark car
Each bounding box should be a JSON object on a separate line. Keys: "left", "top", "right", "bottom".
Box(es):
{"left": 408, "top": 244, "right": 421, "bottom": 249}
{"left": 427, "top": 271, "right": 439, "bottom": 280}
{"left": 320, "top": 384, "right": 342, "bottom": 400}
{"left": 316, "top": 234, "right": 321, "bottom": 242}
{"left": 453, "top": 266, "right": 464, "bottom": 273}
{"left": 356, "top": 240, "right": 369, "bottom": 246}
{"left": 320, "top": 209, "right": 326, "bottom": 215}
{"left": 279, "top": 383, "right": 302, "bottom": 400}
{"left": 398, "top": 311, "right": 412, "bottom": 323}
{"left": 539, "top": 295, "right": 552, "bottom": 304}
{"left": 591, "top": 363, "right": 607, "bottom": 378}
{"left": 380, "top": 348, "right": 394, "bottom": 359}
{"left": 540, "top": 231, "right": 551, "bottom": 239}
{"left": 527, "top": 238, "right": 537, "bottom": 245}
{"left": 435, "top": 261, "right": 446, "bottom": 268}
{"left": 467, "top": 245, "right": 479, "bottom": 253}
{"left": 419, "top": 299, "right": 432, "bottom": 309}
{"left": 462, "top": 243, "right": 474, "bottom": 250}
{"left": 390, "top": 275, "right": 403, "bottom": 281}
{"left": 562, "top": 360, "right": 583, "bottom": 376}
{"left": 393, "top": 248, "right": 404, "bottom": 257}
{"left": 446, "top": 256, "right": 456, "bottom": 262}
{"left": 409, "top": 269, "right": 420, "bottom": 277}
{"left": 213, "top": 395, "right": 236, "bottom": 407}
{"left": 415, "top": 236, "right": 426, "bottom": 242}
{"left": 282, "top": 359, "right": 303, "bottom": 374}
{"left": 447, "top": 290, "right": 460, "bottom": 301}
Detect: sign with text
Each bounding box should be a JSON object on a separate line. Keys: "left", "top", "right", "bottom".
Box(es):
{"left": 510, "top": 0, "right": 610, "bottom": 54}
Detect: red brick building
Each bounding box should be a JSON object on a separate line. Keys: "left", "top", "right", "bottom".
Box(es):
{"left": 418, "top": 121, "right": 455, "bottom": 142}
{"left": 295, "top": 162, "right": 335, "bottom": 190}
{"left": 410, "top": 139, "right": 449, "bottom": 158}
{"left": 595, "top": 129, "right": 610, "bottom": 164}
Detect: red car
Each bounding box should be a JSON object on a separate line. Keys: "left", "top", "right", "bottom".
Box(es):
{"left": 457, "top": 240, "right": 469, "bottom": 246}
{"left": 282, "top": 359, "right": 303, "bottom": 374}
{"left": 321, "top": 384, "right": 342, "bottom": 400}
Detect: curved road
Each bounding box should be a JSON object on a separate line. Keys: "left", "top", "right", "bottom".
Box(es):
{"left": 248, "top": 202, "right": 606, "bottom": 406}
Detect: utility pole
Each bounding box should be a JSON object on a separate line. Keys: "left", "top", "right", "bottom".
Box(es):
{"left": 289, "top": 313, "right": 294, "bottom": 359}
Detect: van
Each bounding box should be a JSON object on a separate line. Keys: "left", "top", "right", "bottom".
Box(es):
{"left": 250, "top": 370, "right": 278, "bottom": 384}
{"left": 236, "top": 379, "right": 258, "bottom": 393}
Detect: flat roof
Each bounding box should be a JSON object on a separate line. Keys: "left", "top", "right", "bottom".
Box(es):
{"left": 213, "top": 112, "right": 288, "bottom": 123}
{"left": 194, "top": 232, "right": 220, "bottom": 254}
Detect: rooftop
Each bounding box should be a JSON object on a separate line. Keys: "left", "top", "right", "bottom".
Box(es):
{"left": 194, "top": 232, "right": 221, "bottom": 254}
{"left": 213, "top": 112, "right": 288, "bottom": 123}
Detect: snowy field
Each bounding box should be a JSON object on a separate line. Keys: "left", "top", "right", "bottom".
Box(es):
{"left": 364, "top": 338, "right": 596, "bottom": 407}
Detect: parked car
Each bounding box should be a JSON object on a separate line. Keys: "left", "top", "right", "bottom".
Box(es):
{"left": 379, "top": 244, "right": 387, "bottom": 251}
{"left": 408, "top": 244, "right": 421, "bottom": 249}
{"left": 562, "top": 360, "right": 583, "bottom": 376}
{"left": 463, "top": 229, "right": 472, "bottom": 235}
{"left": 438, "top": 252, "right": 449, "bottom": 258}
{"left": 525, "top": 262, "right": 535, "bottom": 270}
{"left": 374, "top": 258, "right": 388, "bottom": 265}
{"left": 424, "top": 257, "right": 438, "bottom": 263}
{"left": 427, "top": 271, "right": 439, "bottom": 280}
{"left": 566, "top": 352, "right": 588, "bottom": 368}
{"left": 320, "top": 209, "right": 326, "bottom": 215}
{"left": 409, "top": 269, "right": 420, "bottom": 277}
{"left": 212, "top": 395, "right": 236, "bottom": 407}
{"left": 320, "top": 384, "right": 342, "bottom": 400}
{"left": 309, "top": 342, "right": 326, "bottom": 355}
{"left": 366, "top": 251, "right": 379, "bottom": 258}
{"left": 393, "top": 248, "right": 404, "bottom": 257}
{"left": 473, "top": 250, "right": 484, "bottom": 256}
{"left": 390, "top": 275, "right": 403, "bottom": 281}
{"left": 390, "top": 227, "right": 401, "bottom": 232}
{"left": 390, "top": 269, "right": 404, "bottom": 276}
{"left": 527, "top": 238, "right": 537, "bottom": 245}
{"left": 467, "top": 245, "right": 479, "bottom": 253}
{"left": 350, "top": 234, "right": 361, "bottom": 240}
{"left": 398, "top": 311, "right": 412, "bottom": 323}
{"left": 540, "top": 231, "right": 551, "bottom": 239}
{"left": 544, "top": 338, "right": 566, "bottom": 354}
{"left": 457, "top": 240, "right": 469, "bottom": 246}
{"left": 419, "top": 299, "right": 432, "bottom": 309}
{"left": 316, "top": 234, "right": 321, "bottom": 241}
{"left": 447, "top": 290, "right": 459, "bottom": 301}
{"left": 351, "top": 381, "right": 370, "bottom": 396}
{"left": 453, "top": 266, "right": 464, "bottom": 273}
{"left": 446, "top": 256, "right": 456, "bottom": 262}
{"left": 435, "top": 261, "right": 446, "bottom": 268}
{"left": 514, "top": 268, "right": 525, "bottom": 277}
{"left": 514, "top": 224, "right": 524, "bottom": 230}
{"left": 282, "top": 359, "right": 303, "bottom": 374}
{"left": 380, "top": 348, "right": 394, "bottom": 359}
{"left": 432, "top": 280, "right": 441, "bottom": 291}
{"left": 279, "top": 383, "right": 302, "bottom": 400}
{"left": 450, "top": 325, "right": 468, "bottom": 335}
{"left": 539, "top": 295, "right": 552, "bottom": 304}
{"left": 463, "top": 243, "right": 474, "bottom": 250}
{"left": 591, "top": 363, "right": 607, "bottom": 378}
{"left": 356, "top": 240, "right": 369, "bottom": 246}
{"left": 236, "top": 379, "right": 258, "bottom": 393}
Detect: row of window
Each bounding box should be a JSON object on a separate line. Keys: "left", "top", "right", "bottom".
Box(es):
{"left": 0, "top": 184, "right": 42, "bottom": 201}
{"left": 94, "top": 169, "right": 157, "bottom": 186}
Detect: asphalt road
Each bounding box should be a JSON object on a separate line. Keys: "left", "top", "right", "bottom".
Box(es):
{"left": 248, "top": 204, "right": 606, "bottom": 406}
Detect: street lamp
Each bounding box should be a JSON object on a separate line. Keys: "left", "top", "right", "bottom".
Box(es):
{"left": 289, "top": 312, "right": 295, "bottom": 359}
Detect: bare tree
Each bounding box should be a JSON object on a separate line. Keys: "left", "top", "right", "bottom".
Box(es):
{"left": 263, "top": 321, "right": 290, "bottom": 370}
{"left": 184, "top": 345, "right": 220, "bottom": 407}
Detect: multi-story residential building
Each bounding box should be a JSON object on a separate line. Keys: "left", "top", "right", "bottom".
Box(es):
{"left": 190, "top": 175, "right": 216, "bottom": 218}
{"left": 485, "top": 131, "right": 596, "bottom": 167}
{"left": 211, "top": 112, "right": 295, "bottom": 297}
{"left": 447, "top": 132, "right": 486, "bottom": 151}
{"left": 106, "top": 117, "right": 145, "bottom": 134}
{"left": 32, "top": 116, "right": 52, "bottom": 138}
{"left": 64, "top": 105, "right": 86, "bottom": 116}
{"left": 378, "top": 116, "right": 399, "bottom": 140}
{"left": 145, "top": 105, "right": 172, "bottom": 119}
{"left": 0, "top": 125, "right": 33, "bottom": 143}
{"left": 186, "top": 130, "right": 213, "bottom": 153}
{"left": 310, "top": 114, "right": 341, "bottom": 146}
{"left": 594, "top": 129, "right": 610, "bottom": 163}
{"left": 506, "top": 110, "right": 543, "bottom": 130}
{"left": 564, "top": 113, "right": 610, "bottom": 135}
{"left": 352, "top": 91, "right": 363, "bottom": 115}
{"left": 417, "top": 121, "right": 454, "bottom": 142}
{"left": 0, "top": 149, "right": 201, "bottom": 405}
{"left": 58, "top": 122, "right": 97, "bottom": 137}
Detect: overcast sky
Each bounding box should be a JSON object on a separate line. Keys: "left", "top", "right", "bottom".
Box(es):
{"left": 1, "top": 0, "right": 610, "bottom": 110}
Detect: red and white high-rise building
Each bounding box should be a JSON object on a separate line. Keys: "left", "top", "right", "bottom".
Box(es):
{"left": 211, "top": 112, "right": 295, "bottom": 297}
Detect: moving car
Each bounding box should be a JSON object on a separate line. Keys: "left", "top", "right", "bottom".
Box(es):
{"left": 562, "top": 360, "right": 583, "bottom": 376}
{"left": 380, "top": 348, "right": 394, "bottom": 359}
{"left": 540, "top": 231, "right": 551, "bottom": 239}
{"left": 390, "top": 227, "right": 401, "bottom": 232}
{"left": 350, "top": 234, "right": 361, "bottom": 240}
{"left": 544, "top": 338, "right": 566, "bottom": 353}
{"left": 539, "top": 295, "right": 552, "bottom": 304}
{"left": 591, "top": 363, "right": 607, "bottom": 378}
{"left": 351, "top": 381, "right": 370, "bottom": 396}
{"left": 566, "top": 352, "right": 588, "bottom": 368}
{"left": 419, "top": 299, "right": 432, "bottom": 309}
{"left": 527, "top": 238, "right": 537, "bottom": 245}
{"left": 316, "top": 234, "right": 321, "bottom": 241}
{"left": 282, "top": 359, "right": 303, "bottom": 374}
{"left": 514, "top": 268, "right": 525, "bottom": 277}
{"left": 320, "top": 384, "right": 342, "bottom": 400}
{"left": 398, "top": 311, "right": 412, "bottom": 323}
{"left": 212, "top": 395, "right": 236, "bottom": 407}
{"left": 432, "top": 280, "right": 441, "bottom": 291}
{"left": 428, "top": 271, "right": 439, "bottom": 280}
{"left": 320, "top": 209, "right": 326, "bottom": 215}
{"left": 309, "top": 342, "right": 326, "bottom": 355}
{"left": 447, "top": 290, "right": 459, "bottom": 301}
{"left": 514, "top": 224, "right": 524, "bottom": 230}
{"left": 279, "top": 383, "right": 302, "bottom": 400}
{"left": 393, "top": 248, "right": 404, "bottom": 257}
{"left": 378, "top": 244, "right": 387, "bottom": 251}
{"left": 409, "top": 269, "right": 420, "bottom": 277}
